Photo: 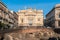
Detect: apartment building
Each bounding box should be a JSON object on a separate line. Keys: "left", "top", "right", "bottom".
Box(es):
{"left": 17, "top": 8, "right": 44, "bottom": 29}
{"left": 46, "top": 4, "right": 60, "bottom": 28}
{"left": 0, "top": 2, "right": 18, "bottom": 29}
{"left": 10, "top": 11, "right": 18, "bottom": 28}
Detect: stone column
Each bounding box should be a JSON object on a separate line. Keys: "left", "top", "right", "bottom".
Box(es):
{"left": 55, "top": 21, "right": 58, "bottom": 28}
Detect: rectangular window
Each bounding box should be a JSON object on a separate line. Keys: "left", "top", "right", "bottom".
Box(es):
{"left": 59, "top": 14, "right": 60, "bottom": 18}
{"left": 22, "top": 19, "right": 23, "bottom": 23}
{"left": 58, "top": 21, "right": 60, "bottom": 26}
{"left": 29, "top": 20, "right": 32, "bottom": 26}
{"left": 38, "top": 18, "right": 40, "bottom": 21}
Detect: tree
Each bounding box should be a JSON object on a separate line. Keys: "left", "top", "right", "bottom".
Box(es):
{"left": 0, "top": 22, "right": 6, "bottom": 30}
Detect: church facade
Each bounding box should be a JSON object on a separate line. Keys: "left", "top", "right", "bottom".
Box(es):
{"left": 17, "top": 8, "right": 44, "bottom": 28}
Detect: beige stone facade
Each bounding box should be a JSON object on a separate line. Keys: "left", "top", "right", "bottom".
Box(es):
{"left": 46, "top": 4, "right": 60, "bottom": 28}
{"left": 17, "top": 8, "right": 44, "bottom": 27}
{"left": 0, "top": 2, "right": 18, "bottom": 29}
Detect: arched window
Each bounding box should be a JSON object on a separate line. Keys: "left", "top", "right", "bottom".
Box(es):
{"left": 29, "top": 20, "right": 32, "bottom": 26}
{"left": 28, "top": 18, "right": 33, "bottom": 26}
{"left": 22, "top": 19, "right": 23, "bottom": 23}
{"left": 38, "top": 18, "right": 40, "bottom": 21}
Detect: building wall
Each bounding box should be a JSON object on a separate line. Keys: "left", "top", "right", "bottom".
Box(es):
{"left": 46, "top": 8, "right": 55, "bottom": 28}
{"left": 18, "top": 8, "right": 44, "bottom": 27}
{"left": 10, "top": 11, "right": 18, "bottom": 28}
{"left": 46, "top": 4, "right": 60, "bottom": 28}
{"left": 55, "top": 4, "right": 60, "bottom": 28}
{"left": 0, "top": 2, "right": 18, "bottom": 29}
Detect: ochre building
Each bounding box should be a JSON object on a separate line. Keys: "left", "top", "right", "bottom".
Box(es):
{"left": 17, "top": 8, "right": 44, "bottom": 28}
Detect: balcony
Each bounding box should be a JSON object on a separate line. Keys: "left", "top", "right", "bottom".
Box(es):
{"left": 55, "top": 18, "right": 60, "bottom": 21}
{"left": 3, "top": 18, "right": 9, "bottom": 24}
{"left": 0, "top": 12, "right": 4, "bottom": 18}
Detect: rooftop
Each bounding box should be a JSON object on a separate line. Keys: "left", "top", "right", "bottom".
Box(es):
{"left": 55, "top": 4, "right": 60, "bottom": 8}
{"left": 0, "top": 1, "right": 7, "bottom": 8}
{"left": 18, "top": 8, "right": 43, "bottom": 13}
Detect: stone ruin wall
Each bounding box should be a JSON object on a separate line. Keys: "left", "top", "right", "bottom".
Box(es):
{"left": 3, "top": 28, "right": 58, "bottom": 40}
